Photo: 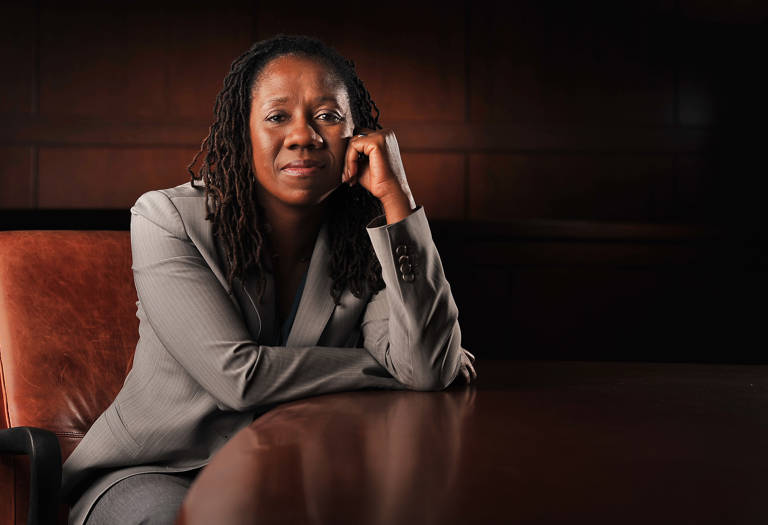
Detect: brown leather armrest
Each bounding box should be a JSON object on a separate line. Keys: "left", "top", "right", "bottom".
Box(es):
{"left": 0, "top": 427, "right": 61, "bottom": 525}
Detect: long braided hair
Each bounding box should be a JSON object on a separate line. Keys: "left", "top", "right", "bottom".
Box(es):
{"left": 187, "top": 34, "right": 385, "bottom": 304}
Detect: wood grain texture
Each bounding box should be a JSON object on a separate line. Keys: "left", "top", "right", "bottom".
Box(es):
{"left": 0, "top": 2, "right": 761, "bottom": 230}
{"left": 165, "top": 7, "right": 253, "bottom": 119}
{"left": 469, "top": 1, "right": 677, "bottom": 125}
{"left": 39, "top": 6, "right": 252, "bottom": 120}
{"left": 38, "top": 147, "right": 197, "bottom": 208}
{"left": 401, "top": 153, "right": 465, "bottom": 220}
{"left": 255, "top": 1, "right": 465, "bottom": 122}
{"left": 469, "top": 153, "right": 680, "bottom": 222}
{"left": 0, "top": 147, "right": 34, "bottom": 208}
{"left": 39, "top": 7, "right": 168, "bottom": 118}
{"left": 0, "top": 6, "right": 36, "bottom": 115}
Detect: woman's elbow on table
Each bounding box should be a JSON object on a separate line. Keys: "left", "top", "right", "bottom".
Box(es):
{"left": 398, "top": 323, "right": 463, "bottom": 391}
{"left": 191, "top": 346, "right": 275, "bottom": 413}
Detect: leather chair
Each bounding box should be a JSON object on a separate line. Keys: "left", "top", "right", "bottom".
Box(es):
{"left": 0, "top": 231, "right": 138, "bottom": 525}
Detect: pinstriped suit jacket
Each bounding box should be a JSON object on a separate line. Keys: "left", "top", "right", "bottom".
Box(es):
{"left": 61, "top": 181, "right": 464, "bottom": 525}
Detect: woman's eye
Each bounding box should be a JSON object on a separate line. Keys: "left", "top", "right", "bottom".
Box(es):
{"left": 317, "top": 113, "right": 342, "bottom": 122}
{"left": 266, "top": 114, "right": 286, "bottom": 123}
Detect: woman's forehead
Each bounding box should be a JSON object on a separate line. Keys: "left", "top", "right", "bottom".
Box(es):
{"left": 251, "top": 55, "right": 347, "bottom": 103}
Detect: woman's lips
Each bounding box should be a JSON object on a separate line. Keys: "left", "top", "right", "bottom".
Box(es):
{"left": 280, "top": 159, "right": 325, "bottom": 177}
{"left": 281, "top": 166, "right": 323, "bottom": 176}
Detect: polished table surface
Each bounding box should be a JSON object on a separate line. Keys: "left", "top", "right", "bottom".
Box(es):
{"left": 176, "top": 360, "right": 768, "bottom": 524}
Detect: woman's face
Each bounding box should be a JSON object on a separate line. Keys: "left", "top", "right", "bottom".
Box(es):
{"left": 249, "top": 54, "right": 354, "bottom": 210}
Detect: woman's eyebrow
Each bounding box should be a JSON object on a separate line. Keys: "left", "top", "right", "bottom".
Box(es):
{"left": 312, "top": 95, "right": 340, "bottom": 105}
{"left": 261, "top": 95, "right": 340, "bottom": 108}
{"left": 262, "top": 96, "right": 289, "bottom": 108}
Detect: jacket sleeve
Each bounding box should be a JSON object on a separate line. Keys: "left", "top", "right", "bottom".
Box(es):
{"left": 130, "top": 190, "right": 405, "bottom": 413}
{"left": 362, "top": 207, "right": 464, "bottom": 391}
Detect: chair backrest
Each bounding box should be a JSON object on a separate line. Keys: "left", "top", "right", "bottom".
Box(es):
{"left": 0, "top": 230, "right": 138, "bottom": 522}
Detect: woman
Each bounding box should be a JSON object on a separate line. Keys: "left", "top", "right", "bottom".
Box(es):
{"left": 62, "top": 34, "right": 476, "bottom": 525}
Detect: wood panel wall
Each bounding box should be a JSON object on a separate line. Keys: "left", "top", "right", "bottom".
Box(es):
{"left": 1, "top": 1, "right": 766, "bottom": 362}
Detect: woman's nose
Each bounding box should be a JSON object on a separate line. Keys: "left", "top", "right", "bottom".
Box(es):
{"left": 285, "top": 117, "right": 324, "bottom": 150}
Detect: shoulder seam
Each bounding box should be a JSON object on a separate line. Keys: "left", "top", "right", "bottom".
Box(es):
{"left": 131, "top": 190, "right": 187, "bottom": 240}
{"left": 156, "top": 190, "right": 191, "bottom": 239}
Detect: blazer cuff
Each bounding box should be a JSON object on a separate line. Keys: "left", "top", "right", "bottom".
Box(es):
{"left": 366, "top": 206, "right": 431, "bottom": 287}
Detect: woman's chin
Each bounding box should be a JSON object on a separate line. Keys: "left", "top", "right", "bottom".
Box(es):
{"left": 280, "top": 184, "right": 340, "bottom": 208}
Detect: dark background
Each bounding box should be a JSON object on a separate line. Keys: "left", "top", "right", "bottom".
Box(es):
{"left": 1, "top": 1, "right": 766, "bottom": 362}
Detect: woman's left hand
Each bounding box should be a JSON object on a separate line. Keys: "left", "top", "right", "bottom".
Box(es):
{"left": 458, "top": 348, "right": 477, "bottom": 385}
{"left": 343, "top": 128, "right": 417, "bottom": 223}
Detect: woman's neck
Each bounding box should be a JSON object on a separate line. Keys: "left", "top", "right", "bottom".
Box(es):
{"left": 260, "top": 200, "right": 326, "bottom": 264}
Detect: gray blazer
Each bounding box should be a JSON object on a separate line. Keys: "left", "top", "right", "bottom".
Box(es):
{"left": 62, "top": 181, "right": 464, "bottom": 524}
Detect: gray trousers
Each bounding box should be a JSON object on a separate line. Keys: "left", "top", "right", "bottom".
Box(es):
{"left": 84, "top": 471, "right": 199, "bottom": 525}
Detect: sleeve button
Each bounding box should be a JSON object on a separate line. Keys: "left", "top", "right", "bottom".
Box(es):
{"left": 398, "top": 255, "right": 410, "bottom": 265}
{"left": 402, "top": 273, "right": 415, "bottom": 282}
{"left": 395, "top": 245, "right": 408, "bottom": 256}
{"left": 399, "top": 262, "right": 412, "bottom": 274}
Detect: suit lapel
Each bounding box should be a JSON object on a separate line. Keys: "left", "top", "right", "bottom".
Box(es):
{"left": 172, "top": 190, "right": 264, "bottom": 335}
{"left": 176, "top": 185, "right": 334, "bottom": 347}
{"left": 174, "top": 194, "right": 230, "bottom": 290}
{"left": 285, "top": 224, "right": 336, "bottom": 347}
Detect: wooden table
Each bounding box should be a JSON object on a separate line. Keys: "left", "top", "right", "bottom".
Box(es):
{"left": 176, "top": 360, "right": 768, "bottom": 524}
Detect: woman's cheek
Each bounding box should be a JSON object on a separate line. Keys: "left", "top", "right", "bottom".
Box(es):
{"left": 332, "top": 157, "right": 342, "bottom": 177}
{"left": 333, "top": 143, "right": 348, "bottom": 174}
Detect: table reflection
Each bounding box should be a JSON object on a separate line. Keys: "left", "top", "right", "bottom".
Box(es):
{"left": 179, "top": 361, "right": 768, "bottom": 524}
{"left": 180, "top": 388, "right": 476, "bottom": 525}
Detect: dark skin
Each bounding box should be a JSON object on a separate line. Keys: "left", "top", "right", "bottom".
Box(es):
{"left": 249, "top": 55, "right": 476, "bottom": 382}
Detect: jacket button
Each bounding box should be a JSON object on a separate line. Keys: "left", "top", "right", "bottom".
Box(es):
{"left": 395, "top": 245, "right": 408, "bottom": 256}
{"left": 399, "top": 262, "right": 412, "bottom": 274}
{"left": 398, "top": 255, "right": 409, "bottom": 265}
{"left": 402, "top": 273, "right": 415, "bottom": 282}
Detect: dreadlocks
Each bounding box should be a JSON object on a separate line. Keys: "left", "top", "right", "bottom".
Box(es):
{"left": 187, "top": 34, "right": 385, "bottom": 304}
